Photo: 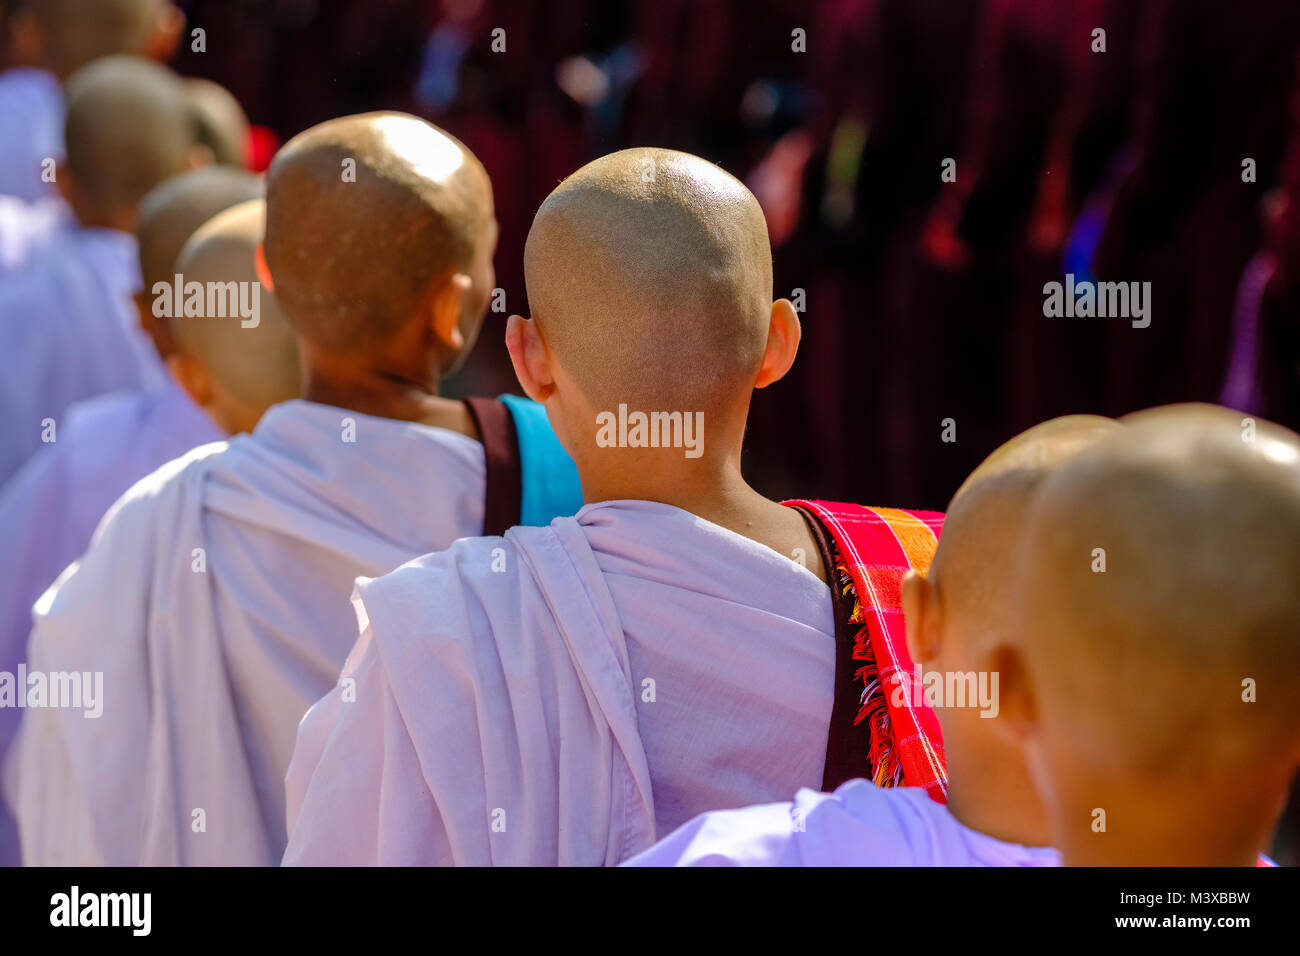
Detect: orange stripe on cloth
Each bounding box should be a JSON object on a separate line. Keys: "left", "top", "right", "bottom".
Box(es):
{"left": 784, "top": 499, "right": 948, "bottom": 801}
{"left": 864, "top": 506, "right": 941, "bottom": 573}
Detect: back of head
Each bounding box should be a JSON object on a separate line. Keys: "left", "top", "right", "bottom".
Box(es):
{"left": 524, "top": 147, "right": 773, "bottom": 413}
{"left": 899, "top": 415, "right": 1124, "bottom": 850}
{"left": 136, "top": 166, "right": 262, "bottom": 293}
{"left": 63, "top": 55, "right": 194, "bottom": 215}
{"left": 173, "top": 199, "right": 299, "bottom": 411}
{"left": 185, "top": 77, "right": 249, "bottom": 169}
{"left": 934, "top": 415, "right": 1122, "bottom": 629}
{"left": 1017, "top": 408, "right": 1300, "bottom": 778}
{"left": 32, "top": 0, "right": 175, "bottom": 77}
{"left": 263, "top": 111, "right": 494, "bottom": 359}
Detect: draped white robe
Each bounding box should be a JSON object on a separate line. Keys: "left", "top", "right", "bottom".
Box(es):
{"left": 5, "top": 400, "right": 488, "bottom": 865}
{"left": 283, "top": 500, "right": 837, "bottom": 866}
{"left": 0, "top": 226, "right": 164, "bottom": 487}
{"left": 0, "top": 382, "right": 219, "bottom": 866}
{"left": 0, "top": 68, "right": 63, "bottom": 203}
{"left": 0, "top": 195, "right": 70, "bottom": 277}
{"left": 621, "top": 779, "right": 1062, "bottom": 867}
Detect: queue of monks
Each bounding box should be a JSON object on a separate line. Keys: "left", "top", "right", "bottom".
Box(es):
{"left": 0, "top": 1, "right": 1297, "bottom": 869}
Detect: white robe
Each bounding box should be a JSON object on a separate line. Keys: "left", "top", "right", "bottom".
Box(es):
{"left": 621, "top": 779, "right": 1062, "bottom": 867}
{"left": 283, "top": 500, "right": 836, "bottom": 866}
{"left": 0, "top": 68, "right": 63, "bottom": 203}
{"left": 5, "top": 400, "right": 488, "bottom": 865}
{"left": 0, "top": 195, "right": 70, "bottom": 277}
{"left": 0, "top": 226, "right": 164, "bottom": 486}
{"left": 0, "top": 382, "right": 218, "bottom": 866}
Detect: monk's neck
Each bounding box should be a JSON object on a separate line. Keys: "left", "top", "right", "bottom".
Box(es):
{"left": 941, "top": 743, "right": 1051, "bottom": 851}
{"left": 580, "top": 450, "right": 765, "bottom": 517}
{"left": 301, "top": 364, "right": 470, "bottom": 434}
{"left": 1056, "top": 778, "right": 1280, "bottom": 866}
{"left": 73, "top": 204, "right": 134, "bottom": 234}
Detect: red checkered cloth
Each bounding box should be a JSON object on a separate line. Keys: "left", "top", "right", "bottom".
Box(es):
{"left": 785, "top": 500, "right": 948, "bottom": 802}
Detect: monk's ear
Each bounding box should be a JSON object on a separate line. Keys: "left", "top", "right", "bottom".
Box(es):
{"left": 983, "top": 642, "right": 1037, "bottom": 740}
{"left": 135, "top": 291, "right": 159, "bottom": 339}
{"left": 428, "top": 273, "right": 470, "bottom": 352}
{"left": 754, "top": 298, "right": 801, "bottom": 389}
{"left": 505, "top": 313, "right": 555, "bottom": 403}
{"left": 53, "top": 164, "right": 78, "bottom": 207}
{"left": 166, "top": 351, "right": 213, "bottom": 411}
{"left": 902, "top": 569, "right": 942, "bottom": 665}
{"left": 134, "top": 291, "right": 151, "bottom": 329}
{"left": 138, "top": 295, "right": 179, "bottom": 360}
{"left": 183, "top": 144, "right": 216, "bottom": 172}
{"left": 144, "top": 3, "right": 186, "bottom": 62}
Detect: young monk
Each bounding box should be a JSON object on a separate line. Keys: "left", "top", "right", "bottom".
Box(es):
{"left": 623, "top": 415, "right": 1119, "bottom": 866}
{"left": 185, "top": 77, "right": 250, "bottom": 170}
{"left": 998, "top": 406, "right": 1300, "bottom": 866}
{"left": 282, "top": 147, "right": 945, "bottom": 867}
{"left": 0, "top": 0, "right": 182, "bottom": 201}
{"left": 0, "top": 60, "right": 247, "bottom": 280}
{"left": 6, "top": 112, "right": 581, "bottom": 866}
{"left": 0, "top": 167, "right": 263, "bottom": 866}
{"left": 0, "top": 55, "right": 203, "bottom": 486}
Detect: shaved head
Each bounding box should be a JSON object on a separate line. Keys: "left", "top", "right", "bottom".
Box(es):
{"left": 524, "top": 147, "right": 773, "bottom": 411}
{"left": 263, "top": 111, "right": 494, "bottom": 357}
{"left": 32, "top": 0, "right": 171, "bottom": 77}
{"left": 63, "top": 56, "right": 194, "bottom": 212}
{"left": 935, "top": 415, "right": 1121, "bottom": 626}
{"left": 185, "top": 78, "right": 249, "bottom": 169}
{"left": 1017, "top": 410, "right": 1300, "bottom": 776}
{"left": 136, "top": 166, "right": 262, "bottom": 292}
{"left": 898, "top": 415, "right": 1123, "bottom": 850}
{"left": 173, "top": 200, "right": 299, "bottom": 410}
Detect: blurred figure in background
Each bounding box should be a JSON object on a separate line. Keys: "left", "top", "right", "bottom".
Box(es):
{"left": 0, "top": 168, "right": 267, "bottom": 866}
{"left": 0, "top": 56, "right": 206, "bottom": 487}
{"left": 0, "top": 0, "right": 183, "bottom": 201}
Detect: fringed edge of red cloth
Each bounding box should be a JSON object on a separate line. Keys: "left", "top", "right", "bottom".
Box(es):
{"left": 786, "top": 499, "right": 948, "bottom": 802}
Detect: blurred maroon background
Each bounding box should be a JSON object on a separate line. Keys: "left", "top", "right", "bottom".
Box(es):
{"left": 169, "top": 0, "right": 1300, "bottom": 867}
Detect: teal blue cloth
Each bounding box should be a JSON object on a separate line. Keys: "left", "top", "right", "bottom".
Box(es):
{"left": 499, "top": 394, "right": 583, "bottom": 525}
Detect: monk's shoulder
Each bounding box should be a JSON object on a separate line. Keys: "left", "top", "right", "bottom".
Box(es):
{"left": 74, "top": 440, "right": 232, "bottom": 561}
{"left": 361, "top": 530, "right": 538, "bottom": 619}
{"left": 355, "top": 526, "right": 559, "bottom": 664}
{"left": 107, "top": 439, "right": 230, "bottom": 516}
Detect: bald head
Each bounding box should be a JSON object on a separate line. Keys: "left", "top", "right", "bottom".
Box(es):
{"left": 1017, "top": 410, "right": 1300, "bottom": 775}
{"left": 934, "top": 415, "right": 1121, "bottom": 626}
{"left": 173, "top": 200, "right": 299, "bottom": 410}
{"left": 264, "top": 111, "right": 494, "bottom": 356}
{"left": 525, "top": 147, "right": 773, "bottom": 411}
{"left": 136, "top": 166, "right": 262, "bottom": 293}
{"left": 186, "top": 78, "right": 249, "bottom": 169}
{"left": 32, "top": 0, "right": 175, "bottom": 77}
{"left": 63, "top": 56, "right": 194, "bottom": 213}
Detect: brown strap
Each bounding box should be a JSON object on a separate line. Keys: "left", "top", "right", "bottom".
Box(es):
{"left": 464, "top": 397, "right": 522, "bottom": 537}
{"left": 790, "top": 505, "right": 872, "bottom": 791}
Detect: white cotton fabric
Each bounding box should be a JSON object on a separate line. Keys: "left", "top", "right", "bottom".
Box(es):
{"left": 0, "top": 382, "right": 219, "bottom": 866}
{"left": 5, "top": 400, "right": 487, "bottom": 865}
{"left": 0, "top": 68, "right": 63, "bottom": 203}
{"left": 0, "top": 226, "right": 164, "bottom": 487}
{"left": 0, "top": 195, "right": 71, "bottom": 277}
{"left": 622, "top": 778, "right": 1063, "bottom": 867}
{"left": 283, "top": 500, "right": 837, "bottom": 866}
